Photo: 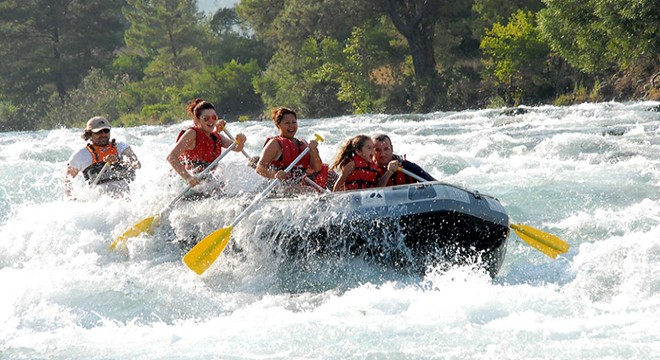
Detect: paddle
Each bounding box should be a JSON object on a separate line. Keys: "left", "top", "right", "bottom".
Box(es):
{"left": 222, "top": 128, "right": 250, "bottom": 159}
{"left": 90, "top": 162, "right": 110, "bottom": 187}
{"left": 183, "top": 133, "right": 325, "bottom": 275}
{"left": 302, "top": 175, "right": 330, "bottom": 193}
{"left": 223, "top": 128, "right": 329, "bottom": 193}
{"left": 109, "top": 140, "right": 239, "bottom": 251}
{"left": 397, "top": 167, "right": 569, "bottom": 258}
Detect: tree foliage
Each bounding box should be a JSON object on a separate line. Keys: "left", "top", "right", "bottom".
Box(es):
{"left": 481, "top": 10, "right": 550, "bottom": 105}
{"left": 538, "top": 0, "right": 660, "bottom": 73}
{"left": 0, "top": 0, "right": 126, "bottom": 129}
{"left": 44, "top": 68, "right": 129, "bottom": 129}
{"left": 0, "top": 0, "right": 657, "bottom": 131}
{"left": 119, "top": 0, "right": 206, "bottom": 77}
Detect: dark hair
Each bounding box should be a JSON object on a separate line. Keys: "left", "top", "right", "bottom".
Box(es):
{"left": 187, "top": 98, "right": 216, "bottom": 120}
{"left": 331, "top": 135, "right": 371, "bottom": 170}
{"left": 373, "top": 134, "right": 391, "bottom": 143}
{"left": 271, "top": 107, "right": 297, "bottom": 125}
{"left": 81, "top": 130, "right": 93, "bottom": 141}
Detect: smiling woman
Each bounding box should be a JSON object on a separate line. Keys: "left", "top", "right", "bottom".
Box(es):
{"left": 166, "top": 98, "right": 247, "bottom": 199}
{"left": 255, "top": 107, "right": 327, "bottom": 193}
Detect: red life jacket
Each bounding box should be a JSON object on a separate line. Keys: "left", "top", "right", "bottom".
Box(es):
{"left": 266, "top": 136, "right": 311, "bottom": 170}
{"left": 311, "top": 163, "right": 330, "bottom": 189}
{"left": 177, "top": 127, "right": 224, "bottom": 172}
{"left": 83, "top": 139, "right": 135, "bottom": 184}
{"left": 265, "top": 136, "right": 331, "bottom": 190}
{"left": 345, "top": 155, "right": 378, "bottom": 190}
{"left": 375, "top": 163, "right": 415, "bottom": 186}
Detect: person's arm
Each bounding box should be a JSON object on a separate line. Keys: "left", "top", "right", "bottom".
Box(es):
{"left": 377, "top": 160, "right": 399, "bottom": 187}
{"left": 166, "top": 129, "right": 199, "bottom": 187}
{"left": 64, "top": 165, "right": 79, "bottom": 198}
{"left": 256, "top": 139, "right": 286, "bottom": 180}
{"left": 332, "top": 161, "right": 354, "bottom": 192}
{"left": 306, "top": 140, "right": 323, "bottom": 172}
{"left": 402, "top": 160, "right": 436, "bottom": 181}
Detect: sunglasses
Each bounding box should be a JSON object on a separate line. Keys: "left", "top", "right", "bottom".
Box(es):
{"left": 93, "top": 129, "right": 110, "bottom": 134}
{"left": 201, "top": 114, "right": 217, "bottom": 122}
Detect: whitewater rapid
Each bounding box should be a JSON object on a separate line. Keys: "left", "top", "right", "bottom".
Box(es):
{"left": 1, "top": 102, "right": 658, "bottom": 359}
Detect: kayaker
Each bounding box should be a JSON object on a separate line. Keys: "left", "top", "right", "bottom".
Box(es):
{"left": 255, "top": 107, "right": 329, "bottom": 192}
{"left": 372, "top": 134, "right": 436, "bottom": 187}
{"left": 167, "top": 98, "right": 247, "bottom": 199}
{"left": 65, "top": 116, "right": 141, "bottom": 198}
{"left": 331, "top": 135, "right": 380, "bottom": 191}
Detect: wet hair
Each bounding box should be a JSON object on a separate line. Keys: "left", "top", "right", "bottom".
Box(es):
{"left": 331, "top": 134, "right": 371, "bottom": 170}
{"left": 271, "top": 107, "right": 297, "bottom": 125}
{"left": 187, "top": 98, "right": 216, "bottom": 120}
{"left": 373, "top": 134, "right": 392, "bottom": 144}
{"left": 81, "top": 130, "right": 93, "bottom": 141}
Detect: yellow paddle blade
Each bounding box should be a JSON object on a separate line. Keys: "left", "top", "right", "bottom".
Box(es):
{"left": 109, "top": 215, "right": 160, "bottom": 251}
{"left": 183, "top": 226, "right": 233, "bottom": 275}
{"left": 510, "top": 223, "right": 569, "bottom": 258}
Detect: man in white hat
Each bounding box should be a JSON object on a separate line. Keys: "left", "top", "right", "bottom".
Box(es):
{"left": 65, "top": 116, "right": 141, "bottom": 197}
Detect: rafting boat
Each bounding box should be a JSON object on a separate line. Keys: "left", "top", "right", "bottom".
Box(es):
{"left": 255, "top": 181, "right": 511, "bottom": 277}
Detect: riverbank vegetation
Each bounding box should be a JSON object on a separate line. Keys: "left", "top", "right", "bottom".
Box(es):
{"left": 0, "top": 0, "right": 657, "bottom": 131}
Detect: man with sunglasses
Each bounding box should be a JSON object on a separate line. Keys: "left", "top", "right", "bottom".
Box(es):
{"left": 65, "top": 116, "right": 141, "bottom": 198}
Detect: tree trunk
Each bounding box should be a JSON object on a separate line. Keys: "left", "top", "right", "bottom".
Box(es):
{"left": 383, "top": 0, "right": 443, "bottom": 111}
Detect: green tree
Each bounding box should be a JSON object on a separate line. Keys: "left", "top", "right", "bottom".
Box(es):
{"left": 44, "top": 68, "right": 129, "bottom": 129}
{"left": 238, "top": 0, "right": 375, "bottom": 117}
{"left": 205, "top": 7, "right": 270, "bottom": 67}
{"left": 375, "top": 0, "right": 480, "bottom": 111}
{"left": 480, "top": 10, "right": 550, "bottom": 105}
{"left": 118, "top": 0, "right": 206, "bottom": 79}
{"left": 317, "top": 22, "right": 410, "bottom": 114}
{"left": 115, "top": 0, "right": 210, "bottom": 117}
{"left": 177, "top": 59, "right": 263, "bottom": 119}
{"left": 237, "top": 0, "right": 373, "bottom": 47}
{"left": 0, "top": 0, "right": 127, "bottom": 130}
{"left": 253, "top": 40, "right": 349, "bottom": 117}
{"left": 472, "top": 0, "right": 544, "bottom": 37}
{"left": 538, "top": 0, "right": 659, "bottom": 73}
{"left": 239, "top": 0, "right": 481, "bottom": 114}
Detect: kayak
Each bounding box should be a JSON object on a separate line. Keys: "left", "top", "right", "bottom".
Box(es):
{"left": 257, "top": 181, "right": 510, "bottom": 277}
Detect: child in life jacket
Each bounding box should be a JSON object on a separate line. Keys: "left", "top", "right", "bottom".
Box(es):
{"left": 330, "top": 135, "right": 380, "bottom": 191}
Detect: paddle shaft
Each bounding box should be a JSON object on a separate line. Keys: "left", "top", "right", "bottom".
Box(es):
{"left": 90, "top": 162, "right": 111, "bottom": 187}
{"left": 230, "top": 147, "right": 312, "bottom": 227}
{"left": 110, "top": 140, "right": 238, "bottom": 251}
{"left": 398, "top": 167, "right": 427, "bottom": 183}
{"left": 303, "top": 175, "right": 329, "bottom": 193}
{"left": 222, "top": 128, "right": 250, "bottom": 159}
{"left": 163, "top": 141, "right": 238, "bottom": 213}
{"left": 224, "top": 129, "right": 328, "bottom": 193}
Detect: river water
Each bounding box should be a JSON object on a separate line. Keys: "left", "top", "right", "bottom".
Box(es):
{"left": 1, "top": 102, "right": 659, "bottom": 359}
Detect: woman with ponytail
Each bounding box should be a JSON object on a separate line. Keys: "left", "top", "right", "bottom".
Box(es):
{"left": 167, "top": 98, "right": 247, "bottom": 198}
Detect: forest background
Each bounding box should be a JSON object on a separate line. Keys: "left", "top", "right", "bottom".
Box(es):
{"left": 0, "top": 0, "right": 658, "bottom": 131}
